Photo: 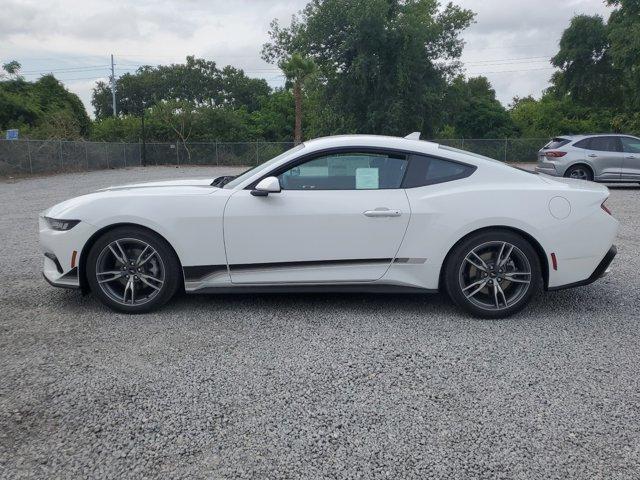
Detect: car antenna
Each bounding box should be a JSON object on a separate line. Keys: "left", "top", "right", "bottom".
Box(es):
{"left": 404, "top": 132, "right": 421, "bottom": 140}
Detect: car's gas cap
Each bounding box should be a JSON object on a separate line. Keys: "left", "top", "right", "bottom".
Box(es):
{"left": 549, "top": 196, "right": 571, "bottom": 219}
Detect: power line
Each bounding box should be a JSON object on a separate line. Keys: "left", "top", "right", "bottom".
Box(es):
{"left": 20, "top": 66, "right": 110, "bottom": 76}
{"left": 463, "top": 56, "right": 553, "bottom": 66}
{"left": 467, "top": 66, "right": 555, "bottom": 75}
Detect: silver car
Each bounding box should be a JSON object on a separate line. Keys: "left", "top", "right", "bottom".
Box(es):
{"left": 535, "top": 134, "right": 640, "bottom": 183}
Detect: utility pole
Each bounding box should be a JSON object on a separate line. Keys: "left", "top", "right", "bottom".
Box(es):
{"left": 110, "top": 54, "right": 117, "bottom": 117}
{"left": 141, "top": 106, "right": 147, "bottom": 167}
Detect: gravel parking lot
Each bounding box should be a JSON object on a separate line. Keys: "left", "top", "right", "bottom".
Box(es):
{"left": 1, "top": 166, "right": 639, "bottom": 479}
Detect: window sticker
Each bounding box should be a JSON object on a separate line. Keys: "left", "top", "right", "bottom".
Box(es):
{"left": 298, "top": 165, "right": 329, "bottom": 177}
{"left": 356, "top": 168, "right": 379, "bottom": 189}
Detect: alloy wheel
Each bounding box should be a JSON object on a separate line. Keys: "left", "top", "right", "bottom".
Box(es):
{"left": 569, "top": 168, "right": 589, "bottom": 180}
{"left": 458, "top": 241, "right": 532, "bottom": 311}
{"left": 95, "top": 238, "right": 165, "bottom": 306}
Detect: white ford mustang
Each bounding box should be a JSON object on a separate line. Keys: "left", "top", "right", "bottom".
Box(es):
{"left": 40, "top": 134, "right": 618, "bottom": 318}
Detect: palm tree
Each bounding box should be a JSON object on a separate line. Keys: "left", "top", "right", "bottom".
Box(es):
{"left": 279, "top": 53, "right": 317, "bottom": 145}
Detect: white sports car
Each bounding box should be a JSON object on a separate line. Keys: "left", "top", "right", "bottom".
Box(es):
{"left": 40, "top": 134, "right": 618, "bottom": 318}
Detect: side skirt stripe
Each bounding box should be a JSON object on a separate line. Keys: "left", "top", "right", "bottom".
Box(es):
{"left": 183, "top": 257, "right": 426, "bottom": 283}
{"left": 183, "top": 258, "right": 399, "bottom": 282}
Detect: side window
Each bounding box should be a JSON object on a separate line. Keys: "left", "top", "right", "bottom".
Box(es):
{"left": 277, "top": 152, "right": 408, "bottom": 190}
{"left": 587, "top": 136, "right": 621, "bottom": 152}
{"left": 621, "top": 137, "right": 640, "bottom": 154}
{"left": 403, "top": 155, "right": 476, "bottom": 188}
{"left": 573, "top": 138, "right": 591, "bottom": 149}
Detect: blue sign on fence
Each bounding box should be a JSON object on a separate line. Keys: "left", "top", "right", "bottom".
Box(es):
{"left": 6, "top": 129, "right": 19, "bottom": 140}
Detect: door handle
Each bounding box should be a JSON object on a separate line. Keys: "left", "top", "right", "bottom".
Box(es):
{"left": 625, "top": 155, "right": 636, "bottom": 159}
{"left": 363, "top": 208, "right": 402, "bottom": 217}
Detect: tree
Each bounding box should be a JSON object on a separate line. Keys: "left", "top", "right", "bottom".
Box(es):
{"left": 509, "top": 95, "right": 613, "bottom": 138}
{"left": 606, "top": 0, "right": 640, "bottom": 110}
{"left": 251, "top": 89, "right": 296, "bottom": 141}
{"left": 549, "top": 14, "right": 621, "bottom": 109}
{"left": 279, "top": 53, "right": 317, "bottom": 144}
{"left": 152, "top": 100, "right": 196, "bottom": 160}
{"left": 92, "top": 56, "right": 271, "bottom": 119}
{"left": 262, "top": 0, "right": 475, "bottom": 137}
{"left": 1, "top": 61, "right": 22, "bottom": 80}
{"left": 0, "top": 73, "right": 90, "bottom": 138}
{"left": 440, "top": 76, "right": 518, "bottom": 138}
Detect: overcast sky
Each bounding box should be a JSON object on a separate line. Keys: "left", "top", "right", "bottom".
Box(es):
{"left": 0, "top": 0, "right": 613, "bottom": 116}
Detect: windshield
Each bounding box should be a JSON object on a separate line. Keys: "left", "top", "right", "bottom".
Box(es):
{"left": 223, "top": 144, "right": 305, "bottom": 189}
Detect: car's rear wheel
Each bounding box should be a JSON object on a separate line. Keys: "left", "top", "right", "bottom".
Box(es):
{"left": 565, "top": 165, "right": 593, "bottom": 181}
{"left": 86, "top": 226, "right": 181, "bottom": 313}
{"left": 444, "top": 230, "right": 542, "bottom": 319}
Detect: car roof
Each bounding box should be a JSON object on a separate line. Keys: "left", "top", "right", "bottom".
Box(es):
{"left": 556, "top": 133, "right": 637, "bottom": 140}
{"left": 303, "top": 134, "right": 441, "bottom": 154}
{"left": 229, "top": 134, "right": 534, "bottom": 190}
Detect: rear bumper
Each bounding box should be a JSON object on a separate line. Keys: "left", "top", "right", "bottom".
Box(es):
{"left": 548, "top": 245, "right": 617, "bottom": 291}
{"left": 535, "top": 165, "right": 559, "bottom": 176}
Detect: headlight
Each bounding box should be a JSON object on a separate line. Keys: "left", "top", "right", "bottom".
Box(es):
{"left": 45, "top": 217, "right": 80, "bottom": 231}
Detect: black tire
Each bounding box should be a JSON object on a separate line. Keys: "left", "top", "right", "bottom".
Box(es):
{"left": 444, "top": 230, "right": 542, "bottom": 319}
{"left": 86, "top": 226, "right": 181, "bottom": 313}
{"left": 564, "top": 165, "right": 593, "bottom": 181}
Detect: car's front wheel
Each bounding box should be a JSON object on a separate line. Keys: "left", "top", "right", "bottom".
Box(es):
{"left": 86, "top": 226, "right": 181, "bottom": 313}
{"left": 444, "top": 230, "right": 542, "bottom": 319}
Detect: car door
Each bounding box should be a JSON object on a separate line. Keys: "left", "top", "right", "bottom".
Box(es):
{"left": 620, "top": 136, "right": 640, "bottom": 181}
{"left": 581, "top": 136, "right": 623, "bottom": 181}
{"left": 223, "top": 150, "right": 411, "bottom": 284}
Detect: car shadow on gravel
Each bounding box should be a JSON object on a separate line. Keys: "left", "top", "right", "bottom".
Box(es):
{"left": 41, "top": 274, "right": 628, "bottom": 324}
{"left": 606, "top": 184, "right": 640, "bottom": 190}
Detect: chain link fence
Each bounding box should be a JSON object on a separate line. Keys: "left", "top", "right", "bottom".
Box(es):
{"left": 0, "top": 138, "right": 547, "bottom": 177}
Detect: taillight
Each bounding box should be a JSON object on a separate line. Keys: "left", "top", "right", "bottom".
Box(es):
{"left": 544, "top": 151, "right": 567, "bottom": 158}
{"left": 601, "top": 201, "right": 612, "bottom": 216}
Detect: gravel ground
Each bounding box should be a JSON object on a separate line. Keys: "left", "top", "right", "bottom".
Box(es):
{"left": 1, "top": 166, "right": 639, "bottom": 479}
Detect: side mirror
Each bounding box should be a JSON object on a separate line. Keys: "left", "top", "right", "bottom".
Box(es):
{"left": 251, "top": 176, "right": 281, "bottom": 196}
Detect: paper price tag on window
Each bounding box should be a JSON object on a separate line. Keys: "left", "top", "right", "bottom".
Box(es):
{"left": 356, "top": 168, "right": 379, "bottom": 189}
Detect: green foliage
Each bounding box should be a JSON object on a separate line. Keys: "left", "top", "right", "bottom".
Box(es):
{"left": 250, "top": 89, "right": 296, "bottom": 141}
{"left": 549, "top": 15, "right": 621, "bottom": 108}
{"left": 2, "top": 60, "right": 22, "bottom": 79}
{"left": 606, "top": 0, "right": 640, "bottom": 111}
{"left": 509, "top": 95, "right": 615, "bottom": 138}
{"left": 515, "top": 0, "right": 640, "bottom": 139}
{"left": 279, "top": 53, "right": 317, "bottom": 88}
{"left": 279, "top": 53, "right": 317, "bottom": 143}
{"left": 262, "top": 0, "right": 475, "bottom": 137}
{"left": 0, "top": 73, "right": 90, "bottom": 139}
{"left": 439, "top": 76, "right": 518, "bottom": 138}
{"left": 92, "top": 56, "right": 271, "bottom": 119}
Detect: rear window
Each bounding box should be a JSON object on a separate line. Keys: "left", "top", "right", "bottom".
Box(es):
{"left": 543, "top": 138, "right": 570, "bottom": 149}
{"left": 403, "top": 155, "right": 476, "bottom": 188}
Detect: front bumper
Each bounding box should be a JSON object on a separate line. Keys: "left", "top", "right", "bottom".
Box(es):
{"left": 40, "top": 217, "right": 96, "bottom": 290}
{"left": 548, "top": 245, "right": 617, "bottom": 291}
{"left": 43, "top": 264, "right": 80, "bottom": 289}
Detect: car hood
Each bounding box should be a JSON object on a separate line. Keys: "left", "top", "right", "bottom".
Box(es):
{"left": 97, "top": 178, "right": 215, "bottom": 191}
{"left": 43, "top": 178, "right": 219, "bottom": 219}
